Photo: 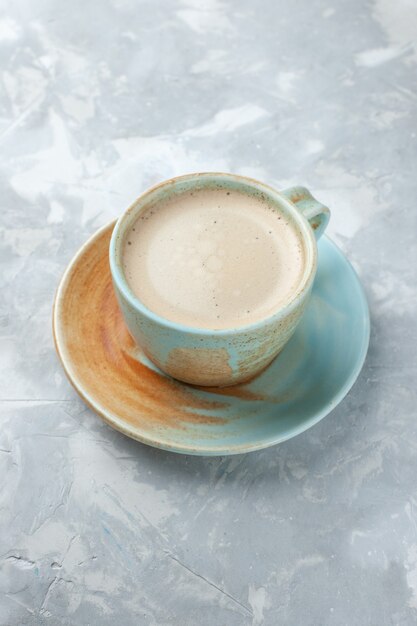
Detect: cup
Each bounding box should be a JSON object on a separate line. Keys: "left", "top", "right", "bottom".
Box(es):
{"left": 109, "top": 173, "right": 330, "bottom": 387}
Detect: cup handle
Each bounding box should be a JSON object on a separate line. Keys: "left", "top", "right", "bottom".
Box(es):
{"left": 281, "top": 186, "right": 330, "bottom": 240}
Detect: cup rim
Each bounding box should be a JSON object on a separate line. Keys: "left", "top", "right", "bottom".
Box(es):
{"left": 109, "top": 172, "right": 318, "bottom": 336}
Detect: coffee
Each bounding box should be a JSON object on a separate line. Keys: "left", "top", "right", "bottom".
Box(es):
{"left": 122, "top": 187, "right": 305, "bottom": 329}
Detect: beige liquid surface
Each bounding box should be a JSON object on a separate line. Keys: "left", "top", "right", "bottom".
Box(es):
{"left": 122, "top": 188, "right": 306, "bottom": 329}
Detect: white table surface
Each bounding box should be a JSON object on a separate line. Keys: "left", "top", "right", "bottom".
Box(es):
{"left": 1, "top": 0, "right": 417, "bottom": 624}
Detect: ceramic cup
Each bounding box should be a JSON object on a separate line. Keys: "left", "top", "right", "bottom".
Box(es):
{"left": 109, "top": 173, "right": 330, "bottom": 387}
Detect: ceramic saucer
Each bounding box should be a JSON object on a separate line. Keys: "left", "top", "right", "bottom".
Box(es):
{"left": 53, "top": 222, "right": 370, "bottom": 456}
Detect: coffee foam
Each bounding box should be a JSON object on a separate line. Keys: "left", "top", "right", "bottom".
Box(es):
{"left": 122, "top": 187, "right": 305, "bottom": 329}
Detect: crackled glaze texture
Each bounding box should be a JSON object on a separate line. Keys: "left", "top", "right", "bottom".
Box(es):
{"left": 1, "top": 0, "right": 417, "bottom": 624}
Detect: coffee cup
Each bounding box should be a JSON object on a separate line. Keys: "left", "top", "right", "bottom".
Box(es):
{"left": 109, "top": 173, "right": 330, "bottom": 387}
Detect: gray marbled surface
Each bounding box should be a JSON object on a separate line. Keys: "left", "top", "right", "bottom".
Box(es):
{"left": 1, "top": 0, "right": 417, "bottom": 624}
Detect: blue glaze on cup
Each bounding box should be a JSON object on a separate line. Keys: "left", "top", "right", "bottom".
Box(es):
{"left": 109, "top": 173, "right": 330, "bottom": 387}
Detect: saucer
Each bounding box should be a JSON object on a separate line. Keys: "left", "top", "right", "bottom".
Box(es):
{"left": 53, "top": 222, "right": 370, "bottom": 456}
